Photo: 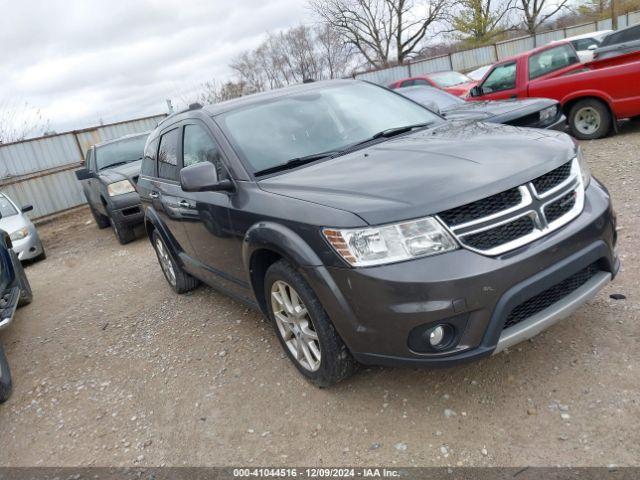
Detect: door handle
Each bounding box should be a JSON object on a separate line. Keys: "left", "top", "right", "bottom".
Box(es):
{"left": 178, "top": 200, "right": 191, "bottom": 208}
{"left": 149, "top": 191, "right": 159, "bottom": 199}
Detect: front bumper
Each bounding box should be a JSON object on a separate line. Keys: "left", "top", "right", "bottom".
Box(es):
{"left": 303, "top": 180, "right": 617, "bottom": 367}
{"left": 545, "top": 114, "right": 567, "bottom": 131}
{"left": 108, "top": 192, "right": 144, "bottom": 227}
{"left": 11, "top": 227, "right": 44, "bottom": 261}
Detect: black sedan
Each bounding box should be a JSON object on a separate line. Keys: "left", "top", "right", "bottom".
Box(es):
{"left": 396, "top": 85, "right": 566, "bottom": 130}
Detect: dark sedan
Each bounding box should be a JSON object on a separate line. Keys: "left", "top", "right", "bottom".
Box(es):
{"left": 396, "top": 85, "right": 566, "bottom": 130}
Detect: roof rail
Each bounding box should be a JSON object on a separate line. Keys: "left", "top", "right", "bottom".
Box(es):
{"left": 157, "top": 102, "right": 204, "bottom": 127}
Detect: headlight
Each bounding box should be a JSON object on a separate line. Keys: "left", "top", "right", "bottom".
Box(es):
{"left": 107, "top": 180, "right": 136, "bottom": 196}
{"left": 539, "top": 105, "right": 557, "bottom": 123}
{"left": 323, "top": 217, "right": 458, "bottom": 267}
{"left": 10, "top": 227, "right": 29, "bottom": 241}
{"left": 576, "top": 146, "right": 591, "bottom": 187}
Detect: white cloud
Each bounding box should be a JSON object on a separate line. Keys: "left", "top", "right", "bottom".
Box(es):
{"left": 1, "top": 0, "right": 310, "bottom": 133}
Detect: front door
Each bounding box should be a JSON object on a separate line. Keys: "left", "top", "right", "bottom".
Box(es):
{"left": 475, "top": 61, "right": 518, "bottom": 101}
{"left": 176, "top": 122, "right": 247, "bottom": 296}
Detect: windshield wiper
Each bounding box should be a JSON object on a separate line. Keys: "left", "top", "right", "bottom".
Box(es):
{"left": 254, "top": 151, "right": 341, "bottom": 176}
{"left": 343, "top": 122, "right": 434, "bottom": 151}
{"left": 99, "top": 158, "right": 141, "bottom": 171}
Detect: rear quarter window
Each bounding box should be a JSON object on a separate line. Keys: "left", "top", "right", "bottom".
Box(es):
{"left": 157, "top": 129, "right": 180, "bottom": 182}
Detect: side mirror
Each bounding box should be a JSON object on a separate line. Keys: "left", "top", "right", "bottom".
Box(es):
{"left": 75, "top": 168, "right": 93, "bottom": 181}
{"left": 424, "top": 101, "right": 441, "bottom": 115}
{"left": 469, "top": 85, "right": 482, "bottom": 97}
{"left": 21, "top": 204, "right": 33, "bottom": 213}
{"left": 180, "top": 162, "right": 233, "bottom": 192}
{"left": 588, "top": 44, "right": 597, "bottom": 51}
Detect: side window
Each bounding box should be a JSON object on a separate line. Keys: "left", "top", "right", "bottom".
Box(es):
{"left": 481, "top": 62, "right": 517, "bottom": 93}
{"left": 401, "top": 80, "right": 414, "bottom": 87}
{"left": 182, "top": 124, "right": 229, "bottom": 181}
{"left": 157, "top": 128, "right": 180, "bottom": 181}
{"left": 413, "top": 79, "right": 430, "bottom": 86}
{"left": 528, "top": 45, "right": 579, "bottom": 80}
{"left": 619, "top": 25, "right": 640, "bottom": 43}
{"left": 141, "top": 136, "right": 159, "bottom": 177}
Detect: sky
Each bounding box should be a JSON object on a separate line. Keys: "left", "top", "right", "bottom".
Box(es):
{"left": 0, "top": 0, "right": 310, "bottom": 134}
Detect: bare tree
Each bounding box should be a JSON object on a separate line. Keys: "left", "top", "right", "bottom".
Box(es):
{"left": 0, "top": 101, "right": 51, "bottom": 144}
{"left": 451, "top": 0, "right": 514, "bottom": 45}
{"left": 515, "top": 0, "right": 569, "bottom": 34}
{"left": 309, "top": 0, "right": 450, "bottom": 67}
{"left": 315, "top": 24, "right": 357, "bottom": 78}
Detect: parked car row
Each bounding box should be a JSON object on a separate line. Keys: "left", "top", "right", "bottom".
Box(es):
{"left": 76, "top": 79, "right": 619, "bottom": 387}
{"left": 389, "top": 26, "right": 640, "bottom": 140}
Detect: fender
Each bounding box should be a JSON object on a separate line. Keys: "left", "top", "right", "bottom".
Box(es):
{"left": 559, "top": 89, "right": 615, "bottom": 112}
{"left": 144, "top": 206, "right": 186, "bottom": 267}
{"left": 242, "top": 221, "right": 323, "bottom": 273}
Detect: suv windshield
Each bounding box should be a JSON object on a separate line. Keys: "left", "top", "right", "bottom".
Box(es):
{"left": 217, "top": 82, "right": 442, "bottom": 173}
{"left": 0, "top": 195, "right": 17, "bottom": 218}
{"left": 95, "top": 135, "right": 148, "bottom": 171}
{"left": 399, "top": 86, "right": 464, "bottom": 109}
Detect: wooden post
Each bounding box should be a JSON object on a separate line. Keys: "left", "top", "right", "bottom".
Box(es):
{"left": 611, "top": 0, "right": 617, "bottom": 29}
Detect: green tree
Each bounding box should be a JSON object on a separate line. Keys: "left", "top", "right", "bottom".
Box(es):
{"left": 452, "top": 0, "right": 514, "bottom": 45}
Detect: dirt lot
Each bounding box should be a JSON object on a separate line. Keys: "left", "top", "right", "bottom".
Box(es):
{"left": 1, "top": 123, "right": 639, "bottom": 467}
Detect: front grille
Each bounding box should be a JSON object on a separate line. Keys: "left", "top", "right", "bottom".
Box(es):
{"left": 503, "top": 263, "right": 600, "bottom": 329}
{"left": 437, "top": 159, "right": 582, "bottom": 256}
{"left": 439, "top": 188, "right": 522, "bottom": 226}
{"left": 545, "top": 191, "right": 576, "bottom": 223}
{"left": 464, "top": 216, "right": 534, "bottom": 250}
{"left": 532, "top": 161, "right": 572, "bottom": 195}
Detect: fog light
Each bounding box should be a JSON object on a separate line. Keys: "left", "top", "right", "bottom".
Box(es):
{"left": 429, "top": 325, "right": 445, "bottom": 347}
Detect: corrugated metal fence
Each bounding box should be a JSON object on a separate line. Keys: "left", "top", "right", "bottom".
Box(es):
{"left": 0, "top": 114, "right": 165, "bottom": 220}
{"left": 355, "top": 11, "right": 640, "bottom": 85}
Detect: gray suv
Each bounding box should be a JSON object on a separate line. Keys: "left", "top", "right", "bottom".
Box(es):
{"left": 137, "top": 80, "right": 619, "bottom": 387}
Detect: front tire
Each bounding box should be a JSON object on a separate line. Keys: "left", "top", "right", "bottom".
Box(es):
{"left": 568, "top": 99, "right": 611, "bottom": 140}
{"left": 264, "top": 260, "right": 357, "bottom": 387}
{"left": 151, "top": 231, "right": 199, "bottom": 294}
{"left": 90, "top": 205, "right": 110, "bottom": 229}
{"left": 10, "top": 250, "right": 32, "bottom": 307}
{"left": 110, "top": 214, "right": 136, "bottom": 245}
{"left": 0, "top": 344, "right": 12, "bottom": 403}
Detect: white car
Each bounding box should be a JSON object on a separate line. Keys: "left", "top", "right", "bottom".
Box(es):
{"left": 0, "top": 193, "right": 45, "bottom": 261}
{"left": 467, "top": 65, "right": 491, "bottom": 81}
{"left": 552, "top": 30, "right": 613, "bottom": 63}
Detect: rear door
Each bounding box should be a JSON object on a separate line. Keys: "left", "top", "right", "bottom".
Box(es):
{"left": 152, "top": 127, "right": 193, "bottom": 253}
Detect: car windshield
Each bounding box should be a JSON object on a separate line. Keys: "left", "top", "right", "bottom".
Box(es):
{"left": 0, "top": 195, "right": 18, "bottom": 218}
{"left": 95, "top": 135, "right": 147, "bottom": 170}
{"left": 429, "top": 71, "right": 472, "bottom": 87}
{"left": 216, "top": 82, "right": 442, "bottom": 173}
{"left": 398, "top": 86, "right": 464, "bottom": 109}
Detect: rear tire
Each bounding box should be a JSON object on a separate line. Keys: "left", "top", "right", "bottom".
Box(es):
{"left": 568, "top": 99, "right": 611, "bottom": 140}
{"left": 151, "top": 231, "right": 199, "bottom": 294}
{"left": 90, "top": 205, "right": 110, "bottom": 229}
{"left": 0, "top": 344, "right": 12, "bottom": 403}
{"left": 264, "top": 259, "right": 357, "bottom": 387}
{"left": 110, "top": 214, "right": 136, "bottom": 245}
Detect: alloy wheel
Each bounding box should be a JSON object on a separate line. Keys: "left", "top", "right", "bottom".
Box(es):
{"left": 155, "top": 237, "right": 176, "bottom": 286}
{"left": 270, "top": 280, "right": 321, "bottom": 372}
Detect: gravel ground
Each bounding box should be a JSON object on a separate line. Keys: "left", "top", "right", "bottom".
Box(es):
{"left": 0, "top": 123, "right": 638, "bottom": 467}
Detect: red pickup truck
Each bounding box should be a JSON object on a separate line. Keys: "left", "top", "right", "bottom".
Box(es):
{"left": 468, "top": 42, "right": 640, "bottom": 139}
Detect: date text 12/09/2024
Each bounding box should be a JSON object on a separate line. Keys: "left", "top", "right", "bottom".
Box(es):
{"left": 232, "top": 468, "right": 401, "bottom": 478}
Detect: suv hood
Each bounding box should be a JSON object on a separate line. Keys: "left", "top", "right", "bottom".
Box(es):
{"left": 443, "top": 98, "right": 555, "bottom": 121}
{"left": 258, "top": 121, "right": 575, "bottom": 225}
{"left": 98, "top": 160, "right": 142, "bottom": 184}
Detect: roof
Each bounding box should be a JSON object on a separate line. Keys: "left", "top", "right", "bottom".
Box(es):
{"left": 93, "top": 131, "right": 150, "bottom": 149}
{"left": 562, "top": 29, "right": 612, "bottom": 41}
